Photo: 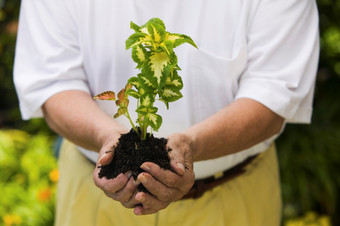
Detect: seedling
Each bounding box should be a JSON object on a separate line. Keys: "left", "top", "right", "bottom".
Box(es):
{"left": 94, "top": 18, "right": 197, "bottom": 140}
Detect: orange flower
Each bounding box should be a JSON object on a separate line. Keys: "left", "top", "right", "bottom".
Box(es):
{"left": 37, "top": 187, "right": 52, "bottom": 202}
{"left": 49, "top": 169, "right": 59, "bottom": 183}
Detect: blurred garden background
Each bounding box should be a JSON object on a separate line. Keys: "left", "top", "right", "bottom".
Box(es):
{"left": 0, "top": 0, "right": 339, "bottom": 225}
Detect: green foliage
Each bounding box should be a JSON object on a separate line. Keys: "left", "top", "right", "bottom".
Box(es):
{"left": 0, "top": 130, "right": 57, "bottom": 226}
{"left": 95, "top": 18, "right": 197, "bottom": 140}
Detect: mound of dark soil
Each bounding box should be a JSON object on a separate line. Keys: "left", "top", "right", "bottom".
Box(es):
{"left": 98, "top": 128, "right": 172, "bottom": 192}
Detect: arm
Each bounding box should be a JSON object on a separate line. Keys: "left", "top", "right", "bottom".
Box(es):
{"left": 42, "top": 90, "right": 145, "bottom": 206}
{"left": 187, "top": 98, "right": 284, "bottom": 161}
{"left": 42, "top": 90, "right": 127, "bottom": 152}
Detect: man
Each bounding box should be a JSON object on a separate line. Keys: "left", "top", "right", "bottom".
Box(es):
{"left": 14, "top": 0, "right": 319, "bottom": 225}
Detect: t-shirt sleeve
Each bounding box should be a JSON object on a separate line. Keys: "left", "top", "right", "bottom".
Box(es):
{"left": 14, "top": 0, "right": 89, "bottom": 120}
{"left": 235, "top": 0, "right": 320, "bottom": 124}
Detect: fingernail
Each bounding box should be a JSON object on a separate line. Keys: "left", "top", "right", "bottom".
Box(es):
{"left": 98, "top": 153, "right": 107, "bottom": 164}
{"left": 133, "top": 179, "right": 141, "bottom": 186}
{"left": 177, "top": 162, "right": 185, "bottom": 172}
{"left": 141, "top": 163, "right": 150, "bottom": 172}
{"left": 138, "top": 174, "right": 147, "bottom": 183}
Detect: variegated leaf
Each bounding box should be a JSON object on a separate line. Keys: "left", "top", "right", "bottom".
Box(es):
{"left": 146, "top": 18, "right": 165, "bottom": 30}
{"left": 136, "top": 106, "right": 158, "bottom": 115}
{"left": 159, "top": 40, "right": 174, "bottom": 56}
{"left": 114, "top": 107, "right": 127, "bottom": 118}
{"left": 166, "top": 70, "right": 183, "bottom": 89}
{"left": 117, "top": 88, "right": 126, "bottom": 100}
{"left": 147, "top": 51, "right": 172, "bottom": 86}
{"left": 160, "top": 85, "right": 183, "bottom": 102}
{"left": 126, "top": 89, "right": 140, "bottom": 99}
{"left": 132, "top": 45, "right": 148, "bottom": 68}
{"left": 128, "top": 76, "right": 140, "bottom": 88}
{"left": 140, "top": 93, "right": 155, "bottom": 107}
{"left": 170, "top": 33, "right": 198, "bottom": 48}
{"left": 147, "top": 22, "right": 166, "bottom": 44}
{"left": 126, "top": 32, "right": 151, "bottom": 50}
{"left": 93, "top": 91, "right": 116, "bottom": 101}
{"left": 138, "top": 72, "right": 156, "bottom": 91}
{"left": 146, "top": 113, "right": 162, "bottom": 131}
{"left": 130, "top": 21, "right": 141, "bottom": 32}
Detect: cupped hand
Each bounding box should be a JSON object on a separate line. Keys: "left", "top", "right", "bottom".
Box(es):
{"left": 133, "top": 133, "right": 195, "bottom": 215}
{"left": 93, "top": 137, "right": 141, "bottom": 209}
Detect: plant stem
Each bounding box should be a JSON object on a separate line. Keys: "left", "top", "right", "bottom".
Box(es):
{"left": 125, "top": 110, "right": 139, "bottom": 135}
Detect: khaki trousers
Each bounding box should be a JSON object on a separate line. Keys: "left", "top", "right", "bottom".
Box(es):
{"left": 55, "top": 140, "right": 282, "bottom": 226}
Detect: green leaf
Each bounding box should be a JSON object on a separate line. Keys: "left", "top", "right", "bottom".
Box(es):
{"left": 166, "top": 70, "right": 183, "bottom": 89}
{"left": 159, "top": 40, "right": 174, "bottom": 56}
{"left": 145, "top": 113, "right": 162, "bottom": 131}
{"left": 126, "top": 32, "right": 151, "bottom": 50}
{"left": 140, "top": 93, "right": 155, "bottom": 107}
{"left": 125, "top": 89, "right": 140, "bottom": 99}
{"left": 171, "top": 33, "right": 198, "bottom": 48}
{"left": 159, "top": 85, "right": 183, "bottom": 102}
{"left": 93, "top": 91, "right": 116, "bottom": 101}
{"left": 131, "top": 45, "right": 149, "bottom": 68}
{"left": 114, "top": 107, "right": 127, "bottom": 118}
{"left": 146, "top": 18, "right": 166, "bottom": 30}
{"left": 146, "top": 51, "right": 173, "bottom": 87}
{"left": 147, "top": 22, "right": 166, "bottom": 44}
{"left": 128, "top": 76, "right": 140, "bottom": 89}
{"left": 136, "top": 106, "right": 158, "bottom": 115}
{"left": 130, "top": 21, "right": 141, "bottom": 32}
{"left": 138, "top": 73, "right": 157, "bottom": 91}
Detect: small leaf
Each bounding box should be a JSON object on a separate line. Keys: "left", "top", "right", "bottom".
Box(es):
{"left": 147, "top": 22, "right": 166, "bottom": 44}
{"left": 146, "top": 113, "right": 162, "bottom": 131}
{"left": 159, "top": 40, "right": 174, "bottom": 56}
{"left": 166, "top": 70, "right": 183, "bottom": 89}
{"left": 116, "top": 98, "right": 129, "bottom": 108}
{"left": 138, "top": 72, "right": 156, "bottom": 91}
{"left": 160, "top": 86, "right": 183, "bottom": 102}
{"left": 93, "top": 91, "right": 116, "bottom": 101}
{"left": 131, "top": 45, "right": 149, "bottom": 68}
{"left": 136, "top": 106, "right": 158, "bottom": 115}
{"left": 126, "top": 89, "right": 140, "bottom": 99}
{"left": 146, "top": 18, "right": 166, "bottom": 30}
{"left": 128, "top": 76, "right": 140, "bottom": 89}
{"left": 171, "top": 33, "right": 198, "bottom": 48}
{"left": 117, "top": 88, "right": 126, "bottom": 100}
{"left": 114, "top": 107, "right": 127, "bottom": 118}
{"left": 140, "top": 93, "right": 155, "bottom": 107}
{"left": 126, "top": 32, "right": 151, "bottom": 50}
{"left": 130, "top": 21, "right": 141, "bottom": 32}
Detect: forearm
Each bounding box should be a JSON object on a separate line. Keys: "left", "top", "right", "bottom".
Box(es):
{"left": 185, "top": 98, "right": 284, "bottom": 161}
{"left": 42, "top": 90, "right": 127, "bottom": 152}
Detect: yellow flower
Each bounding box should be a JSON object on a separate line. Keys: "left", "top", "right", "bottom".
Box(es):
{"left": 2, "top": 214, "right": 22, "bottom": 226}
{"left": 319, "top": 216, "right": 331, "bottom": 226}
{"left": 49, "top": 168, "right": 59, "bottom": 183}
{"left": 37, "top": 187, "right": 52, "bottom": 202}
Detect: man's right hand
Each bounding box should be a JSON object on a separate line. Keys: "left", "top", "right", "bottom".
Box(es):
{"left": 93, "top": 138, "right": 142, "bottom": 209}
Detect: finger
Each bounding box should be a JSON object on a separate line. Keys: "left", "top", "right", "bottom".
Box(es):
{"left": 137, "top": 172, "right": 178, "bottom": 202}
{"left": 140, "top": 162, "right": 183, "bottom": 188}
{"left": 93, "top": 170, "right": 130, "bottom": 194}
{"left": 97, "top": 150, "right": 114, "bottom": 166}
{"left": 106, "top": 176, "right": 140, "bottom": 203}
{"left": 134, "top": 192, "right": 168, "bottom": 215}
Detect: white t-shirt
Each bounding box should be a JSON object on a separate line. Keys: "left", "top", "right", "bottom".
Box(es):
{"left": 14, "top": 0, "right": 319, "bottom": 179}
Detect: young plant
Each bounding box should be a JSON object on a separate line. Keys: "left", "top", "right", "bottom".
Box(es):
{"left": 94, "top": 18, "right": 197, "bottom": 140}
